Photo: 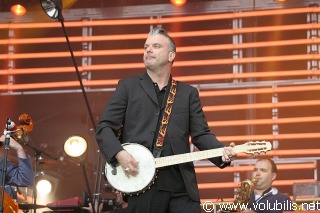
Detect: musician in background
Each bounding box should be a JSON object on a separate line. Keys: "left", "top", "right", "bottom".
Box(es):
{"left": 0, "top": 135, "right": 34, "bottom": 200}
{"left": 96, "top": 27, "right": 236, "bottom": 213}
{"left": 245, "top": 158, "right": 293, "bottom": 213}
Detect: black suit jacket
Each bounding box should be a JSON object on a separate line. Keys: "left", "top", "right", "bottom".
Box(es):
{"left": 96, "top": 72, "right": 228, "bottom": 201}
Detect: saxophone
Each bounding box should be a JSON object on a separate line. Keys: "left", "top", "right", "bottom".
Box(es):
{"left": 233, "top": 179, "right": 257, "bottom": 211}
{"left": 218, "top": 179, "right": 257, "bottom": 212}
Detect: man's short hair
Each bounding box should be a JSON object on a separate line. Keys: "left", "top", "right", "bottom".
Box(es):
{"left": 149, "top": 27, "right": 176, "bottom": 53}
{"left": 256, "top": 158, "right": 278, "bottom": 174}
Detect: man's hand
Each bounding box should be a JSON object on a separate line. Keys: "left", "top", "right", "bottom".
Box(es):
{"left": 82, "top": 201, "right": 103, "bottom": 213}
{"left": 0, "top": 135, "right": 27, "bottom": 158}
{"left": 222, "top": 142, "right": 237, "bottom": 163}
{"left": 115, "top": 150, "right": 139, "bottom": 176}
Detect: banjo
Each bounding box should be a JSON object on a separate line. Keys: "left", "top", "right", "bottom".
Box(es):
{"left": 105, "top": 141, "right": 271, "bottom": 195}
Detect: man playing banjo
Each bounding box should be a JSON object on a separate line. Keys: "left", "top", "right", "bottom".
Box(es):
{"left": 96, "top": 27, "right": 236, "bottom": 213}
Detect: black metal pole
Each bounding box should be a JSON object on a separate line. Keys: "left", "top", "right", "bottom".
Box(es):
{"left": 93, "top": 152, "right": 103, "bottom": 205}
{"left": 0, "top": 119, "right": 12, "bottom": 213}
{"left": 56, "top": 10, "right": 97, "bottom": 213}
{"left": 58, "top": 13, "right": 96, "bottom": 132}
{"left": 80, "top": 160, "right": 97, "bottom": 213}
{"left": 33, "top": 153, "right": 39, "bottom": 213}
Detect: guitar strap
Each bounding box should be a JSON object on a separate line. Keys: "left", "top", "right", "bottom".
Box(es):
{"left": 153, "top": 78, "right": 177, "bottom": 158}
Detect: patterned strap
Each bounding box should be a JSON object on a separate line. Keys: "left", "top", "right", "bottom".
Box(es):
{"left": 153, "top": 79, "right": 177, "bottom": 158}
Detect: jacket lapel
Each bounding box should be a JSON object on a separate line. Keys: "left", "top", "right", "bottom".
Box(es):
{"left": 139, "top": 72, "right": 159, "bottom": 106}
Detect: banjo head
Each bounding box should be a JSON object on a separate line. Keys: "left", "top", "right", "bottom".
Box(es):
{"left": 105, "top": 143, "right": 156, "bottom": 195}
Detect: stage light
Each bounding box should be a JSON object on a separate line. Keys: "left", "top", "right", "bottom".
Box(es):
{"left": 40, "top": 0, "right": 62, "bottom": 20}
{"left": 37, "top": 179, "right": 52, "bottom": 195}
{"left": 10, "top": 4, "right": 27, "bottom": 16}
{"left": 170, "top": 0, "right": 187, "bottom": 6}
{"left": 62, "top": 135, "right": 96, "bottom": 212}
{"left": 64, "top": 135, "right": 87, "bottom": 157}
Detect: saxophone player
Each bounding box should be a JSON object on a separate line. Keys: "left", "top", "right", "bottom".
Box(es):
{"left": 243, "top": 158, "right": 293, "bottom": 213}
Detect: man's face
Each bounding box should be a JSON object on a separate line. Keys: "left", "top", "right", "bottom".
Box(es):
{"left": 252, "top": 160, "right": 276, "bottom": 191}
{"left": 143, "top": 34, "right": 174, "bottom": 70}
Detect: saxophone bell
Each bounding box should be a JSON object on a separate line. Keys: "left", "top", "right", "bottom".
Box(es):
{"left": 235, "top": 179, "right": 257, "bottom": 206}
{"left": 218, "top": 179, "right": 257, "bottom": 213}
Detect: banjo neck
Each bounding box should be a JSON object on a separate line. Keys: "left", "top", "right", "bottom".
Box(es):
{"left": 155, "top": 141, "right": 270, "bottom": 168}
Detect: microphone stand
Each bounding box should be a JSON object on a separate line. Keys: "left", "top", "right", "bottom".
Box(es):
{"left": 40, "top": 2, "right": 104, "bottom": 212}
{"left": 54, "top": 6, "right": 97, "bottom": 213}
{"left": 0, "top": 118, "right": 13, "bottom": 213}
{"left": 19, "top": 138, "right": 58, "bottom": 213}
{"left": 79, "top": 159, "right": 96, "bottom": 211}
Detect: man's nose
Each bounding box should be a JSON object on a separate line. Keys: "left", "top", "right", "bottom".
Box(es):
{"left": 145, "top": 46, "right": 152, "bottom": 52}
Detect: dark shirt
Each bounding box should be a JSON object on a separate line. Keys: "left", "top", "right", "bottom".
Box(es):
{"left": 0, "top": 156, "right": 34, "bottom": 199}
{"left": 151, "top": 80, "right": 187, "bottom": 193}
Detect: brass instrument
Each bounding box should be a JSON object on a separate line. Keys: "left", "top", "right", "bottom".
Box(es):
{"left": 218, "top": 179, "right": 257, "bottom": 213}
{"left": 234, "top": 179, "right": 257, "bottom": 210}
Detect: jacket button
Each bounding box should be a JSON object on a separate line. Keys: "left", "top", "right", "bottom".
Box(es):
{"left": 156, "top": 113, "right": 159, "bottom": 116}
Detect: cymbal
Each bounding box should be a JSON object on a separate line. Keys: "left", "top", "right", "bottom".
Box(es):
{"left": 19, "top": 203, "right": 46, "bottom": 210}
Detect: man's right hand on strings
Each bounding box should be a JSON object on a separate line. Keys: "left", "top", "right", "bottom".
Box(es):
{"left": 116, "top": 150, "right": 139, "bottom": 176}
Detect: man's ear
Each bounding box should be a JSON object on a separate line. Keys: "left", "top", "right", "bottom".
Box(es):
{"left": 272, "top": 173, "right": 277, "bottom": 181}
{"left": 169, "top": 52, "right": 176, "bottom": 62}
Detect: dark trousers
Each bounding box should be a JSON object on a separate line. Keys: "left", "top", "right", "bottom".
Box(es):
{"left": 127, "top": 186, "right": 200, "bottom": 213}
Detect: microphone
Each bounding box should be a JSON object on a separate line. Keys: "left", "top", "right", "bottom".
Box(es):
{"left": 4, "top": 118, "right": 30, "bottom": 144}
{"left": 6, "top": 119, "right": 17, "bottom": 131}
{"left": 3, "top": 115, "right": 33, "bottom": 145}
{"left": 3, "top": 118, "right": 17, "bottom": 137}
